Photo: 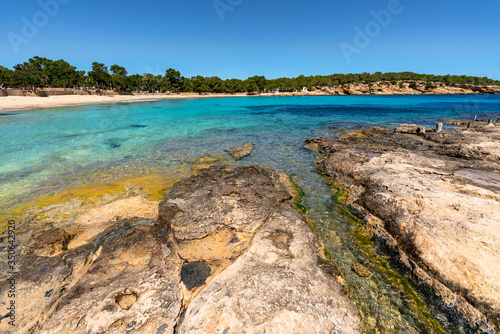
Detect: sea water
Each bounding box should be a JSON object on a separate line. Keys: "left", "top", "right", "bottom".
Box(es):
{"left": 2, "top": 94, "right": 500, "bottom": 333}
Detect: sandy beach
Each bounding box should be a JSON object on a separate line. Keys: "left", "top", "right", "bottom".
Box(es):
{"left": 3, "top": 83, "right": 499, "bottom": 113}
{"left": 0, "top": 93, "right": 249, "bottom": 112}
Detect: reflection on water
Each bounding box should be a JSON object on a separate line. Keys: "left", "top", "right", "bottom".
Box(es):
{"left": 2, "top": 95, "right": 500, "bottom": 332}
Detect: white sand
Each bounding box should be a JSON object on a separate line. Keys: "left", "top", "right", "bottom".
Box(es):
{"left": 0, "top": 93, "right": 249, "bottom": 112}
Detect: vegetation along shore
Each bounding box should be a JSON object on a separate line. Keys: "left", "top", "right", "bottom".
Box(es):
{"left": 1, "top": 57, "right": 500, "bottom": 99}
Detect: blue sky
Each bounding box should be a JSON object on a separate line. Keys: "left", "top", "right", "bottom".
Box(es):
{"left": 1, "top": 0, "right": 499, "bottom": 80}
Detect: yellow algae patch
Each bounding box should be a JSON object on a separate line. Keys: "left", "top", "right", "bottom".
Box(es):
{"left": 0, "top": 171, "right": 190, "bottom": 232}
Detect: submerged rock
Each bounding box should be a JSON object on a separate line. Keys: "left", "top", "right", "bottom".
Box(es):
{"left": 351, "top": 263, "right": 371, "bottom": 278}
{"left": 227, "top": 142, "right": 254, "bottom": 160}
{"left": 0, "top": 165, "right": 361, "bottom": 333}
{"left": 307, "top": 126, "right": 500, "bottom": 333}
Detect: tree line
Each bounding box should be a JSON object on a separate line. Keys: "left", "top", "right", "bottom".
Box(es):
{"left": 1, "top": 56, "right": 499, "bottom": 94}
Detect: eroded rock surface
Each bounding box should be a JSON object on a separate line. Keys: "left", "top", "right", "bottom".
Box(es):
{"left": 307, "top": 127, "right": 500, "bottom": 333}
{"left": 0, "top": 165, "right": 361, "bottom": 333}
{"left": 179, "top": 203, "right": 361, "bottom": 334}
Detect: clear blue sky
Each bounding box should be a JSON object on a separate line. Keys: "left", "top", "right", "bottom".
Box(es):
{"left": 1, "top": 0, "right": 499, "bottom": 80}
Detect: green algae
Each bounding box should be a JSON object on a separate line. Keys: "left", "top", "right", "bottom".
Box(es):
{"left": 324, "top": 177, "right": 446, "bottom": 334}
{"left": 289, "top": 176, "right": 307, "bottom": 214}
{"left": 296, "top": 170, "right": 446, "bottom": 334}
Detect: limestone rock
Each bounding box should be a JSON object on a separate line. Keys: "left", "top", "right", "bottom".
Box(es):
{"left": 0, "top": 218, "right": 183, "bottom": 334}
{"left": 227, "top": 142, "right": 254, "bottom": 160}
{"left": 426, "top": 130, "right": 500, "bottom": 162}
{"left": 30, "top": 228, "right": 72, "bottom": 256}
{"left": 307, "top": 126, "right": 500, "bottom": 333}
{"left": 394, "top": 123, "right": 426, "bottom": 135}
{"left": 67, "top": 195, "right": 159, "bottom": 250}
{"left": 0, "top": 166, "right": 362, "bottom": 333}
{"left": 158, "top": 166, "right": 291, "bottom": 239}
{"left": 178, "top": 202, "right": 362, "bottom": 334}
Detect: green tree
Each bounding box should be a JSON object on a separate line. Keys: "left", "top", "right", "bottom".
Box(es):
{"left": 13, "top": 58, "right": 50, "bottom": 91}
{"left": 0, "top": 66, "right": 14, "bottom": 89}
{"left": 245, "top": 75, "right": 267, "bottom": 92}
{"left": 181, "top": 77, "right": 193, "bottom": 92}
{"left": 110, "top": 65, "right": 128, "bottom": 76}
{"left": 126, "top": 74, "right": 144, "bottom": 92}
{"left": 46, "top": 59, "right": 84, "bottom": 87}
{"left": 192, "top": 76, "right": 209, "bottom": 93}
{"left": 164, "top": 68, "right": 182, "bottom": 92}
{"left": 224, "top": 78, "right": 243, "bottom": 94}
{"left": 142, "top": 73, "right": 155, "bottom": 93}
{"left": 88, "top": 62, "right": 111, "bottom": 89}
{"left": 110, "top": 65, "right": 128, "bottom": 91}
{"left": 5, "top": 57, "right": 84, "bottom": 89}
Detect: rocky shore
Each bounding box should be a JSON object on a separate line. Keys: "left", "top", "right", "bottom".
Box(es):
{"left": 306, "top": 122, "right": 500, "bottom": 333}
{"left": 282, "top": 82, "right": 500, "bottom": 96}
{"left": 0, "top": 166, "right": 362, "bottom": 333}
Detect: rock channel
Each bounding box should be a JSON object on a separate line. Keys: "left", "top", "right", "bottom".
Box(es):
{"left": 0, "top": 165, "right": 362, "bottom": 333}
{"left": 307, "top": 126, "right": 500, "bottom": 333}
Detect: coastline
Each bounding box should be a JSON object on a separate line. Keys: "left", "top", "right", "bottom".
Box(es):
{"left": 2, "top": 81, "right": 500, "bottom": 112}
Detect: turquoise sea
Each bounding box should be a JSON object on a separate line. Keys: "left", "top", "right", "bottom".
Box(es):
{"left": 2, "top": 95, "right": 500, "bottom": 333}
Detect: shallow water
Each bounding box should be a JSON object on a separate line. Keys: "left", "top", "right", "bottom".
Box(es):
{"left": 2, "top": 94, "right": 500, "bottom": 332}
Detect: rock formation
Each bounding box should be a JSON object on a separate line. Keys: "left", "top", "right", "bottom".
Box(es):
{"left": 307, "top": 126, "right": 500, "bottom": 333}
{"left": 0, "top": 166, "right": 362, "bottom": 333}
{"left": 394, "top": 123, "right": 426, "bottom": 135}
{"left": 227, "top": 142, "right": 254, "bottom": 160}
{"left": 280, "top": 82, "right": 500, "bottom": 96}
